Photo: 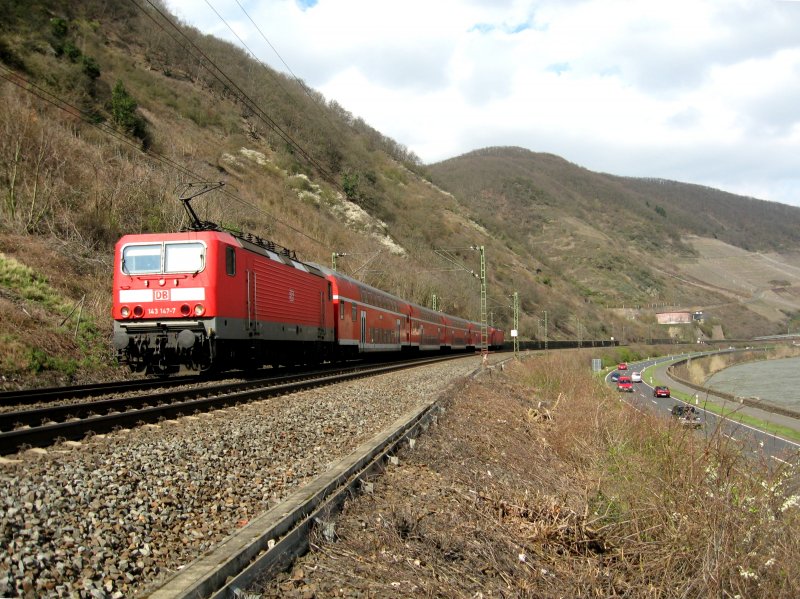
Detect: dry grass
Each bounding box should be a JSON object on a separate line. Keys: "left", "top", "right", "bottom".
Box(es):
{"left": 0, "top": 235, "right": 118, "bottom": 388}
{"left": 258, "top": 352, "right": 800, "bottom": 598}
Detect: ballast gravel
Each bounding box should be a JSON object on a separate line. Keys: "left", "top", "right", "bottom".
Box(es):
{"left": 0, "top": 358, "right": 483, "bottom": 598}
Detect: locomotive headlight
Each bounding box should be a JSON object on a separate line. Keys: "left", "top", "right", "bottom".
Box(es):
{"left": 194, "top": 304, "right": 205, "bottom": 316}
{"left": 120, "top": 306, "right": 130, "bottom": 318}
{"left": 180, "top": 304, "right": 191, "bottom": 316}
{"left": 133, "top": 305, "right": 144, "bottom": 318}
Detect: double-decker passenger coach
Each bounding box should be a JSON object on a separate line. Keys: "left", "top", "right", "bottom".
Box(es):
{"left": 112, "top": 193, "right": 503, "bottom": 375}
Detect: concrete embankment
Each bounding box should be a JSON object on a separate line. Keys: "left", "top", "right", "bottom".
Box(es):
{"left": 667, "top": 347, "right": 800, "bottom": 420}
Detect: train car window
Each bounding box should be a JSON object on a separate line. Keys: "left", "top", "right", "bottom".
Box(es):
{"left": 328, "top": 282, "right": 332, "bottom": 301}
{"left": 352, "top": 304, "right": 357, "bottom": 321}
{"left": 340, "top": 302, "right": 344, "bottom": 320}
{"left": 165, "top": 242, "right": 205, "bottom": 273}
{"left": 121, "top": 244, "right": 161, "bottom": 274}
{"left": 226, "top": 246, "right": 236, "bottom": 276}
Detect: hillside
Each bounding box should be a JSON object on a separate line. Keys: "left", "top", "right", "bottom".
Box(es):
{"left": 428, "top": 147, "right": 800, "bottom": 338}
{"left": 1, "top": 0, "right": 799, "bottom": 387}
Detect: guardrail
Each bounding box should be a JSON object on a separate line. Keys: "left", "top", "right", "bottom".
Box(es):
{"left": 667, "top": 351, "right": 800, "bottom": 420}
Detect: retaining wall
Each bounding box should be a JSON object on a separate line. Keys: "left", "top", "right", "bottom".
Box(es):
{"left": 667, "top": 349, "right": 800, "bottom": 420}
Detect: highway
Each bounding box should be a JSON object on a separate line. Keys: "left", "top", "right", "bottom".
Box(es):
{"left": 607, "top": 354, "right": 800, "bottom": 469}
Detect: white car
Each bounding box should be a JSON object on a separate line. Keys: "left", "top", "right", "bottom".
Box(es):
{"left": 631, "top": 371, "right": 642, "bottom": 383}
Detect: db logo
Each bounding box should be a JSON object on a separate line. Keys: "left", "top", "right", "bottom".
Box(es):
{"left": 154, "top": 290, "right": 170, "bottom": 301}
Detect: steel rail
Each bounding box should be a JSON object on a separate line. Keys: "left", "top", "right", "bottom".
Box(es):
{"left": 0, "top": 350, "right": 484, "bottom": 406}
{"left": 0, "top": 354, "right": 465, "bottom": 454}
{"left": 145, "top": 356, "right": 510, "bottom": 599}
{"left": 0, "top": 374, "right": 216, "bottom": 406}
{"left": 0, "top": 366, "right": 356, "bottom": 432}
{"left": 144, "top": 381, "right": 451, "bottom": 598}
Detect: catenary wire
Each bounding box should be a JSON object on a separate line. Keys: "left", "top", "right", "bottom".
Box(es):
{"left": 230, "top": 0, "right": 348, "bottom": 137}
{"left": 132, "top": 0, "right": 338, "bottom": 186}
{"left": 0, "top": 64, "right": 325, "bottom": 247}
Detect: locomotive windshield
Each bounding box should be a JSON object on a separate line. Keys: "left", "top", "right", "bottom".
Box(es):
{"left": 165, "top": 242, "right": 204, "bottom": 273}
{"left": 122, "top": 242, "right": 205, "bottom": 274}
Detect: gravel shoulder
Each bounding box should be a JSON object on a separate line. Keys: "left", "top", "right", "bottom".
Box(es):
{"left": 256, "top": 358, "right": 602, "bottom": 598}
{"left": 0, "top": 357, "right": 484, "bottom": 598}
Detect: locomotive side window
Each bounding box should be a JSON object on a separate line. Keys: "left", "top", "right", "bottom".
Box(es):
{"left": 340, "top": 301, "right": 344, "bottom": 320}
{"left": 165, "top": 242, "right": 205, "bottom": 273}
{"left": 122, "top": 244, "right": 161, "bottom": 274}
{"left": 226, "top": 246, "right": 236, "bottom": 276}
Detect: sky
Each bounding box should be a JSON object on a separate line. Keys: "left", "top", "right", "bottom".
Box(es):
{"left": 164, "top": 0, "right": 800, "bottom": 208}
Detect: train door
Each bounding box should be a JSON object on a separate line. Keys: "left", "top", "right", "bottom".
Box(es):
{"left": 360, "top": 310, "right": 367, "bottom": 351}
{"left": 319, "top": 290, "right": 326, "bottom": 340}
{"left": 246, "top": 267, "right": 256, "bottom": 334}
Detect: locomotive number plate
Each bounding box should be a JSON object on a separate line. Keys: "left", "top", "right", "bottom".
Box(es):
{"left": 147, "top": 307, "right": 177, "bottom": 316}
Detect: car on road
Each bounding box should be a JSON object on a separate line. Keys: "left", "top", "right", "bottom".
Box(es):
{"left": 610, "top": 371, "right": 620, "bottom": 382}
{"left": 617, "top": 375, "right": 633, "bottom": 392}
{"left": 631, "top": 371, "right": 642, "bottom": 383}
{"left": 618, "top": 362, "right": 628, "bottom": 371}
{"left": 653, "top": 386, "right": 671, "bottom": 398}
{"left": 671, "top": 405, "right": 702, "bottom": 428}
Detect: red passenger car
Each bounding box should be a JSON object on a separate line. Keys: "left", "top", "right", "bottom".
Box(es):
{"left": 323, "top": 268, "right": 409, "bottom": 356}
{"left": 445, "top": 315, "right": 473, "bottom": 351}
{"left": 488, "top": 326, "right": 505, "bottom": 349}
{"left": 112, "top": 198, "right": 502, "bottom": 374}
{"left": 321, "top": 268, "right": 483, "bottom": 355}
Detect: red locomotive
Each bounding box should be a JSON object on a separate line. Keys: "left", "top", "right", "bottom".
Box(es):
{"left": 112, "top": 197, "right": 503, "bottom": 374}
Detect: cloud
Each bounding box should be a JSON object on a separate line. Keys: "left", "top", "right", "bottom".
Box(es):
{"left": 165, "top": 0, "right": 800, "bottom": 207}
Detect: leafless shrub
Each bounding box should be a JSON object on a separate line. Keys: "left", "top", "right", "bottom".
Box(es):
{"left": 532, "top": 353, "right": 800, "bottom": 597}
{"left": 265, "top": 353, "right": 800, "bottom": 598}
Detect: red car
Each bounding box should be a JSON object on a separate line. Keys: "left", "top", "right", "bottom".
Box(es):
{"left": 617, "top": 376, "right": 633, "bottom": 392}
{"left": 618, "top": 362, "right": 628, "bottom": 371}
{"left": 653, "top": 386, "right": 671, "bottom": 398}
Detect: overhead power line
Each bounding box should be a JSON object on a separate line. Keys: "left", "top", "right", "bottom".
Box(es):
{"left": 0, "top": 64, "right": 325, "bottom": 247}
{"left": 229, "top": 0, "right": 346, "bottom": 136}
{"left": 131, "top": 0, "right": 337, "bottom": 186}
{"left": 204, "top": 0, "right": 297, "bottom": 104}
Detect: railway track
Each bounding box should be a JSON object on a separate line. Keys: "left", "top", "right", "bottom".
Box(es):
{"left": 2, "top": 350, "right": 505, "bottom": 597}
{"left": 0, "top": 373, "right": 226, "bottom": 407}
{"left": 145, "top": 355, "right": 506, "bottom": 599}
{"left": 0, "top": 354, "right": 466, "bottom": 455}
{"left": 0, "top": 366, "right": 332, "bottom": 407}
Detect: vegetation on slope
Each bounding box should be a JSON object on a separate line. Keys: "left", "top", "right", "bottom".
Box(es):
{"left": 263, "top": 352, "right": 800, "bottom": 598}
{"left": 1, "top": 0, "right": 799, "bottom": 386}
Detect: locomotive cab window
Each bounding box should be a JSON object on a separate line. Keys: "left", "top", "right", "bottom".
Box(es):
{"left": 121, "top": 244, "right": 161, "bottom": 274}
{"left": 122, "top": 242, "right": 206, "bottom": 275}
{"left": 165, "top": 242, "right": 205, "bottom": 273}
